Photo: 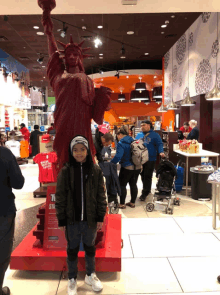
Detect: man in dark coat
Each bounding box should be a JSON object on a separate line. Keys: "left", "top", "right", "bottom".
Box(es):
{"left": 30, "top": 125, "right": 42, "bottom": 157}
{"left": 0, "top": 146, "right": 24, "bottom": 295}
{"left": 187, "top": 120, "right": 199, "bottom": 141}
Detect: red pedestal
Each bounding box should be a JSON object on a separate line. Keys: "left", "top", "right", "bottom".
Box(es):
{"left": 10, "top": 214, "right": 121, "bottom": 272}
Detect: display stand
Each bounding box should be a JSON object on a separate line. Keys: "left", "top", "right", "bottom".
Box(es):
{"left": 11, "top": 186, "right": 122, "bottom": 272}
{"left": 33, "top": 134, "right": 57, "bottom": 198}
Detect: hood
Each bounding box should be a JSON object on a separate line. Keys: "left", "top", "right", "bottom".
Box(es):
{"left": 120, "top": 135, "right": 134, "bottom": 145}
{"left": 68, "top": 134, "right": 93, "bottom": 168}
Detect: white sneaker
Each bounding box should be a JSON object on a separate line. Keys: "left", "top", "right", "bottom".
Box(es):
{"left": 85, "top": 273, "right": 103, "bottom": 292}
{"left": 67, "top": 278, "right": 77, "bottom": 295}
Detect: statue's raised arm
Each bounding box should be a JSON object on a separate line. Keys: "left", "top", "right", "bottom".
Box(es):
{"left": 38, "top": 0, "right": 58, "bottom": 56}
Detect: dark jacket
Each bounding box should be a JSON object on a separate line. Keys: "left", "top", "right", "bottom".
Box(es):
{"left": 94, "top": 129, "right": 104, "bottom": 163}
{"left": 136, "top": 130, "right": 163, "bottom": 161}
{"left": 55, "top": 135, "right": 107, "bottom": 228}
{"left": 111, "top": 135, "right": 134, "bottom": 167}
{"left": 0, "top": 146, "right": 25, "bottom": 216}
{"left": 99, "top": 162, "right": 121, "bottom": 196}
{"left": 30, "top": 130, "right": 42, "bottom": 157}
{"left": 187, "top": 126, "right": 199, "bottom": 140}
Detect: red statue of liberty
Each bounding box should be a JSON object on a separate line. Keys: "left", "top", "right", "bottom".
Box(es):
{"left": 38, "top": 0, "right": 111, "bottom": 168}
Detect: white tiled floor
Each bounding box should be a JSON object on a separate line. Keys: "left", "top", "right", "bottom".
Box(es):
{"left": 4, "top": 163, "right": 220, "bottom": 295}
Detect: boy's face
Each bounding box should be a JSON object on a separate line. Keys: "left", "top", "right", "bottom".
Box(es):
{"left": 72, "top": 143, "right": 88, "bottom": 163}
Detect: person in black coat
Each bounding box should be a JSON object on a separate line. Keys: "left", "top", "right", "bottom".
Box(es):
{"left": 30, "top": 125, "right": 42, "bottom": 157}
{"left": 94, "top": 128, "right": 113, "bottom": 163}
{"left": 187, "top": 120, "right": 199, "bottom": 141}
{"left": 0, "top": 146, "right": 24, "bottom": 295}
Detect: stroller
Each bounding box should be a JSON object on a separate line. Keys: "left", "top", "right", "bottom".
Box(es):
{"left": 146, "top": 159, "right": 180, "bottom": 214}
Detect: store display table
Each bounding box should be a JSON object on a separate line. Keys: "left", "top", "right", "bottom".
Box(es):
{"left": 174, "top": 149, "right": 219, "bottom": 196}
{"left": 208, "top": 180, "right": 220, "bottom": 229}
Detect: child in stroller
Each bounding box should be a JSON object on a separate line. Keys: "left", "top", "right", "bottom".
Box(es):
{"left": 146, "top": 159, "right": 180, "bottom": 214}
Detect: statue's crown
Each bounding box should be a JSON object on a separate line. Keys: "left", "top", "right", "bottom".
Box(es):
{"left": 57, "top": 35, "right": 91, "bottom": 59}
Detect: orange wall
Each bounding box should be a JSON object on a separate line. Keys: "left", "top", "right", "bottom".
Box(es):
{"left": 110, "top": 93, "right": 162, "bottom": 117}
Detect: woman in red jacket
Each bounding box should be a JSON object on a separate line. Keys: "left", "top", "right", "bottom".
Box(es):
{"left": 20, "top": 123, "right": 30, "bottom": 142}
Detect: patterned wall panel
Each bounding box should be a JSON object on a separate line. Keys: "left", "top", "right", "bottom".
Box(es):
{"left": 165, "top": 13, "right": 220, "bottom": 102}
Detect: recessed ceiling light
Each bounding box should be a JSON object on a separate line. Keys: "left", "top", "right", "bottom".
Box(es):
{"left": 120, "top": 56, "right": 126, "bottom": 59}
{"left": 97, "top": 25, "right": 103, "bottom": 29}
{"left": 126, "top": 76, "right": 129, "bottom": 78}
{"left": 112, "top": 90, "right": 114, "bottom": 93}
{"left": 33, "top": 26, "right": 39, "bottom": 29}
{"left": 37, "top": 32, "right": 44, "bottom": 35}
{"left": 99, "top": 53, "right": 103, "bottom": 56}
{"left": 145, "top": 53, "right": 149, "bottom": 55}
{"left": 171, "top": 15, "right": 175, "bottom": 18}
{"left": 23, "top": 47, "right": 26, "bottom": 49}
{"left": 101, "top": 79, "right": 103, "bottom": 81}
{"left": 43, "top": 76, "right": 45, "bottom": 78}
{"left": 99, "top": 57, "right": 103, "bottom": 59}
{"left": 161, "top": 32, "right": 164, "bottom": 34}
{"left": 127, "top": 31, "right": 134, "bottom": 35}
{"left": 161, "top": 24, "right": 167, "bottom": 28}
{"left": 154, "top": 76, "right": 157, "bottom": 78}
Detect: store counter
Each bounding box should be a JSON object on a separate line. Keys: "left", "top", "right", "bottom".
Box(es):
{"left": 174, "top": 149, "right": 219, "bottom": 196}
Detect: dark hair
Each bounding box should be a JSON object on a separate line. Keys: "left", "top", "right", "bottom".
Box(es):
{"left": 102, "top": 133, "right": 114, "bottom": 142}
{"left": 34, "top": 125, "right": 39, "bottom": 130}
{"left": 20, "top": 123, "right": 25, "bottom": 127}
{"left": 183, "top": 121, "right": 189, "bottom": 126}
{"left": 117, "top": 125, "right": 129, "bottom": 136}
{"left": 51, "top": 123, "right": 54, "bottom": 126}
{"left": 141, "top": 120, "right": 153, "bottom": 129}
{"left": 9, "top": 131, "right": 16, "bottom": 136}
{"left": 14, "top": 127, "right": 18, "bottom": 131}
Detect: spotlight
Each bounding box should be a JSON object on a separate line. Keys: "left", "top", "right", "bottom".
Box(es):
{"left": 58, "top": 22, "right": 68, "bottom": 38}
{"left": 94, "top": 37, "right": 102, "bottom": 48}
{"left": 37, "top": 56, "right": 44, "bottom": 64}
{"left": 120, "top": 44, "right": 126, "bottom": 58}
{"left": 115, "top": 71, "right": 120, "bottom": 79}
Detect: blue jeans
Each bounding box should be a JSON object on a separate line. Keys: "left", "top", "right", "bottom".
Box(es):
{"left": 66, "top": 221, "right": 97, "bottom": 279}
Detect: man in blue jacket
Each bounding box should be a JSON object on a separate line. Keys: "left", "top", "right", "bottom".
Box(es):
{"left": 136, "top": 120, "right": 165, "bottom": 201}
{"left": 0, "top": 146, "right": 25, "bottom": 295}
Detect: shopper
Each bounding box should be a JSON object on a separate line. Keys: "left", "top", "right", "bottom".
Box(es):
{"left": 55, "top": 135, "right": 107, "bottom": 295}
{"left": 136, "top": 120, "right": 165, "bottom": 201}
{"left": 187, "top": 120, "right": 199, "bottom": 140}
{"left": 179, "top": 121, "right": 192, "bottom": 138}
{"left": 111, "top": 126, "right": 141, "bottom": 208}
{"left": 19, "top": 123, "right": 30, "bottom": 142}
{"left": 0, "top": 146, "right": 25, "bottom": 295}
{"left": 47, "top": 123, "right": 55, "bottom": 134}
{"left": 94, "top": 128, "right": 113, "bottom": 163}
{"left": 30, "top": 125, "right": 42, "bottom": 157}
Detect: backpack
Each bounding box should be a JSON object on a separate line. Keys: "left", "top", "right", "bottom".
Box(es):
{"left": 130, "top": 134, "right": 149, "bottom": 167}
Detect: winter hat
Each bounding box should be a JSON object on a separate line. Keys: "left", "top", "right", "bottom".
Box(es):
{"left": 41, "top": 134, "right": 51, "bottom": 143}
{"left": 141, "top": 120, "right": 153, "bottom": 128}
{"left": 70, "top": 136, "right": 89, "bottom": 151}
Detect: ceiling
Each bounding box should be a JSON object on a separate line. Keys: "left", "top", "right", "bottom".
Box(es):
{"left": 1, "top": 0, "right": 219, "bottom": 15}
{"left": 0, "top": 12, "right": 200, "bottom": 96}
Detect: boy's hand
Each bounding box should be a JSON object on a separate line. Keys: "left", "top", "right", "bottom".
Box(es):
{"left": 97, "top": 222, "right": 103, "bottom": 231}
